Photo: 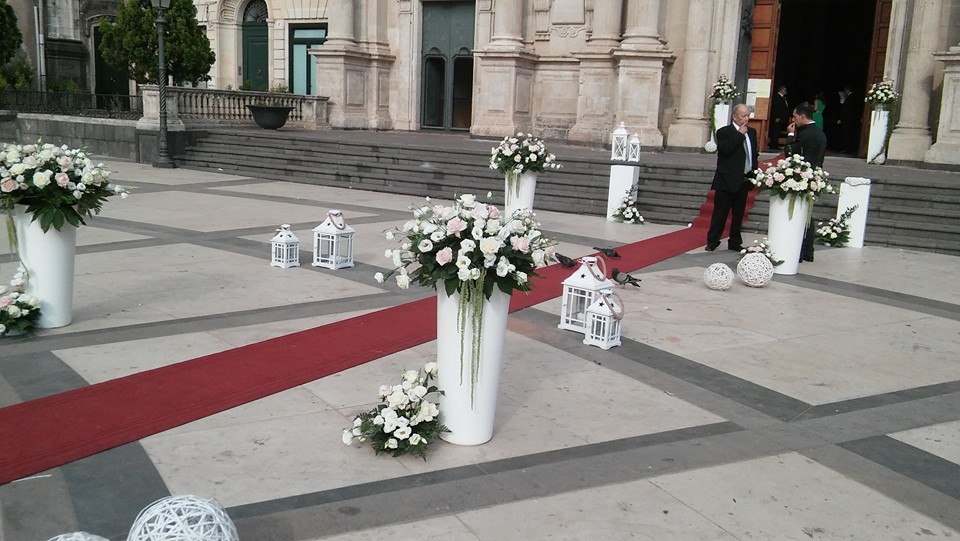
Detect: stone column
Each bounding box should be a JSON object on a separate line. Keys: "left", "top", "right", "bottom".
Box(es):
{"left": 925, "top": 44, "right": 960, "bottom": 165}
{"left": 489, "top": 0, "right": 524, "bottom": 49}
{"left": 621, "top": 0, "right": 664, "bottom": 50}
{"left": 665, "top": 0, "right": 714, "bottom": 148}
{"left": 587, "top": 0, "right": 623, "bottom": 52}
{"left": 324, "top": 0, "right": 357, "bottom": 49}
{"left": 887, "top": 0, "right": 942, "bottom": 162}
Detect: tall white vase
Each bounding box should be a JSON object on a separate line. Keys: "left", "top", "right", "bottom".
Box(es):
{"left": 12, "top": 206, "right": 78, "bottom": 328}
{"left": 504, "top": 171, "right": 538, "bottom": 217}
{"left": 766, "top": 195, "right": 810, "bottom": 276}
{"left": 712, "top": 102, "right": 732, "bottom": 141}
{"left": 866, "top": 109, "right": 890, "bottom": 164}
{"left": 436, "top": 286, "right": 511, "bottom": 446}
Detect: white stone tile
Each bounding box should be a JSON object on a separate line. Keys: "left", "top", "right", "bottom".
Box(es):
{"left": 650, "top": 452, "right": 959, "bottom": 539}
{"left": 311, "top": 516, "right": 480, "bottom": 541}
{"left": 890, "top": 420, "right": 960, "bottom": 465}
{"left": 105, "top": 159, "right": 252, "bottom": 185}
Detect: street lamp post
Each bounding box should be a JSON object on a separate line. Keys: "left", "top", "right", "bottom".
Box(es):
{"left": 151, "top": 0, "right": 176, "bottom": 168}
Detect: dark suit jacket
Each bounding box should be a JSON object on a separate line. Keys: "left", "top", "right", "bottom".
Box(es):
{"left": 771, "top": 93, "right": 790, "bottom": 130}
{"left": 712, "top": 123, "right": 759, "bottom": 193}
{"left": 784, "top": 122, "right": 827, "bottom": 168}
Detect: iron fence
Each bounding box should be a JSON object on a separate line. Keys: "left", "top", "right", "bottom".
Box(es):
{"left": 0, "top": 91, "right": 144, "bottom": 120}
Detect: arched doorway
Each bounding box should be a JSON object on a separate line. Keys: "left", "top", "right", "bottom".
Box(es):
{"left": 241, "top": 0, "right": 269, "bottom": 91}
{"left": 420, "top": 1, "right": 475, "bottom": 130}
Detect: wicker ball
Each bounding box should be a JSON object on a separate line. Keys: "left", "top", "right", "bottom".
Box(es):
{"left": 737, "top": 253, "right": 774, "bottom": 287}
{"left": 703, "top": 263, "right": 734, "bottom": 290}
{"left": 48, "top": 534, "right": 110, "bottom": 541}
{"left": 127, "top": 495, "right": 238, "bottom": 541}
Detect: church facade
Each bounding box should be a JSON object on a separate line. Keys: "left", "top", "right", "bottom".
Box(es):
{"left": 7, "top": 0, "right": 960, "bottom": 165}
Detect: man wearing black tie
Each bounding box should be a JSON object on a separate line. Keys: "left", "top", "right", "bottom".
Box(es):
{"left": 706, "top": 104, "right": 759, "bottom": 252}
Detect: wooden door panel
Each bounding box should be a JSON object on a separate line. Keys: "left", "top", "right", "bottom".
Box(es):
{"left": 749, "top": 0, "right": 780, "bottom": 148}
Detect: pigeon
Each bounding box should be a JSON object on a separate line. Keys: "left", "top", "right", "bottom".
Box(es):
{"left": 611, "top": 268, "right": 642, "bottom": 288}
{"left": 593, "top": 247, "right": 621, "bottom": 258}
{"left": 555, "top": 253, "right": 577, "bottom": 268}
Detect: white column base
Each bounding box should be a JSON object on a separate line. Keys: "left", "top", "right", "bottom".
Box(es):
{"left": 607, "top": 165, "right": 639, "bottom": 220}
{"left": 838, "top": 178, "right": 872, "bottom": 248}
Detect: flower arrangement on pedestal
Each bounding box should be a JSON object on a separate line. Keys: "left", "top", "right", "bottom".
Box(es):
{"left": 738, "top": 238, "right": 784, "bottom": 267}
{"left": 489, "top": 133, "right": 561, "bottom": 198}
{"left": 709, "top": 75, "right": 740, "bottom": 104}
{"left": 1, "top": 142, "right": 129, "bottom": 232}
{"left": 751, "top": 154, "right": 835, "bottom": 219}
{"left": 343, "top": 362, "right": 448, "bottom": 459}
{"left": 865, "top": 80, "right": 900, "bottom": 111}
{"left": 611, "top": 186, "right": 644, "bottom": 224}
{"left": 0, "top": 265, "right": 41, "bottom": 336}
{"left": 707, "top": 75, "right": 740, "bottom": 152}
{"left": 376, "top": 194, "right": 556, "bottom": 400}
{"left": 815, "top": 205, "right": 859, "bottom": 247}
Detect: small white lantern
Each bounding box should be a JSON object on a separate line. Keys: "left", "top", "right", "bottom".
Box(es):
{"left": 312, "top": 209, "right": 355, "bottom": 270}
{"left": 628, "top": 133, "right": 641, "bottom": 162}
{"left": 270, "top": 224, "right": 300, "bottom": 268}
{"left": 559, "top": 256, "right": 616, "bottom": 333}
{"left": 611, "top": 122, "right": 629, "bottom": 161}
{"left": 583, "top": 289, "right": 623, "bottom": 350}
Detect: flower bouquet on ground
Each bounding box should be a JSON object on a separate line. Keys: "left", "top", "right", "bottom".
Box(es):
{"left": 750, "top": 154, "right": 835, "bottom": 218}
{"left": 0, "top": 265, "right": 41, "bottom": 336}
{"left": 709, "top": 75, "right": 740, "bottom": 104}
{"left": 489, "top": 133, "right": 561, "bottom": 197}
{"left": 611, "top": 187, "right": 644, "bottom": 224}
{"left": 739, "top": 238, "right": 784, "bottom": 267}
{"left": 816, "top": 205, "right": 858, "bottom": 247}
{"left": 865, "top": 80, "right": 900, "bottom": 111}
{"left": 1, "top": 141, "right": 129, "bottom": 232}
{"left": 343, "top": 362, "right": 448, "bottom": 459}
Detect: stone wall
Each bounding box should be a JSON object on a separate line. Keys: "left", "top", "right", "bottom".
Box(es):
{"left": 13, "top": 113, "right": 141, "bottom": 160}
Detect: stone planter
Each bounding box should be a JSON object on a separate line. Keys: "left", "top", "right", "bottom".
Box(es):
{"left": 247, "top": 105, "right": 294, "bottom": 130}
{"left": 12, "top": 205, "right": 78, "bottom": 328}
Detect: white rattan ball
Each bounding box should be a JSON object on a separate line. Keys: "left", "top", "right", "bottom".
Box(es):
{"left": 737, "top": 253, "right": 774, "bottom": 287}
{"left": 127, "top": 495, "right": 238, "bottom": 541}
{"left": 48, "top": 533, "right": 110, "bottom": 541}
{"left": 703, "top": 263, "right": 734, "bottom": 290}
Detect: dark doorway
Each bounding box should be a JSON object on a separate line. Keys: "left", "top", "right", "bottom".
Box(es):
{"left": 773, "top": 0, "right": 877, "bottom": 155}
{"left": 420, "top": 1, "right": 475, "bottom": 130}
{"left": 93, "top": 25, "right": 130, "bottom": 109}
{"left": 242, "top": 0, "right": 269, "bottom": 91}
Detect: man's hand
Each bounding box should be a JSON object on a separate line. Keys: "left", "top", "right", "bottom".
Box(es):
{"left": 738, "top": 122, "right": 748, "bottom": 134}
{"left": 787, "top": 122, "right": 796, "bottom": 133}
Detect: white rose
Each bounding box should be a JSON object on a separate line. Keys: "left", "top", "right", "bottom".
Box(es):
{"left": 418, "top": 239, "right": 434, "bottom": 253}
{"left": 374, "top": 272, "right": 385, "bottom": 283}
{"left": 395, "top": 272, "right": 410, "bottom": 289}
{"left": 479, "top": 236, "right": 502, "bottom": 256}
{"left": 342, "top": 429, "right": 355, "bottom": 445}
{"left": 423, "top": 362, "right": 437, "bottom": 376}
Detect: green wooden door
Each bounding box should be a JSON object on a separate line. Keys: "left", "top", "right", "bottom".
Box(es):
{"left": 421, "top": 1, "right": 475, "bottom": 130}
{"left": 242, "top": 23, "right": 269, "bottom": 91}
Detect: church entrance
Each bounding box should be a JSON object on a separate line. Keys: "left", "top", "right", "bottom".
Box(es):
{"left": 748, "top": 0, "right": 890, "bottom": 156}
{"left": 241, "top": 0, "right": 269, "bottom": 91}
{"left": 420, "top": 1, "right": 475, "bottom": 131}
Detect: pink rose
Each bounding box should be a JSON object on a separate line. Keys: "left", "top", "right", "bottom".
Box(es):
{"left": 55, "top": 172, "right": 70, "bottom": 187}
{"left": 510, "top": 236, "right": 531, "bottom": 253}
{"left": 435, "top": 247, "right": 453, "bottom": 266}
{"left": 488, "top": 206, "right": 501, "bottom": 219}
{"left": 0, "top": 296, "right": 11, "bottom": 308}
{"left": 447, "top": 217, "right": 467, "bottom": 235}
{"left": 0, "top": 179, "right": 15, "bottom": 193}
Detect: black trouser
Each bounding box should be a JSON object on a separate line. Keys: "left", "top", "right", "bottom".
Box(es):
{"left": 707, "top": 185, "right": 749, "bottom": 249}
{"left": 801, "top": 215, "right": 815, "bottom": 258}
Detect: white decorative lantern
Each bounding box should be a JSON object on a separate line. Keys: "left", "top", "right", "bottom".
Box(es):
{"left": 559, "top": 256, "right": 616, "bottom": 333}
{"left": 628, "top": 133, "right": 641, "bottom": 162}
{"left": 703, "top": 263, "right": 734, "bottom": 290}
{"left": 127, "top": 495, "right": 238, "bottom": 541}
{"left": 737, "top": 253, "right": 774, "bottom": 287}
{"left": 48, "top": 533, "right": 110, "bottom": 541}
{"left": 270, "top": 224, "right": 300, "bottom": 268}
{"left": 312, "top": 210, "right": 355, "bottom": 269}
{"left": 611, "top": 122, "right": 629, "bottom": 161}
{"left": 583, "top": 289, "right": 623, "bottom": 350}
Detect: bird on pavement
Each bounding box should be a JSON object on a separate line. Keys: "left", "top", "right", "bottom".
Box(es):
{"left": 593, "top": 247, "right": 621, "bottom": 258}
{"left": 611, "top": 268, "right": 642, "bottom": 288}
{"left": 555, "top": 253, "right": 577, "bottom": 268}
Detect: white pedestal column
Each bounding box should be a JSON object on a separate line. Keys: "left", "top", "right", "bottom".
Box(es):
{"left": 12, "top": 206, "right": 78, "bottom": 328}
{"left": 766, "top": 195, "right": 810, "bottom": 276}
{"left": 436, "top": 287, "right": 511, "bottom": 446}
{"left": 866, "top": 110, "right": 890, "bottom": 164}
{"left": 712, "top": 102, "right": 731, "bottom": 141}
{"left": 504, "top": 171, "right": 538, "bottom": 217}
{"left": 607, "top": 164, "right": 640, "bottom": 220}
{"left": 837, "top": 177, "right": 872, "bottom": 248}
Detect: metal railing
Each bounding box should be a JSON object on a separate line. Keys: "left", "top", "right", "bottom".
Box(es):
{"left": 0, "top": 90, "right": 144, "bottom": 119}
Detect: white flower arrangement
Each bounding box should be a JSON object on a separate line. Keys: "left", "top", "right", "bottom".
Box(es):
{"left": 751, "top": 154, "right": 835, "bottom": 218}
{"left": 0, "top": 264, "right": 41, "bottom": 336}
{"left": 611, "top": 187, "right": 644, "bottom": 224}
{"left": 865, "top": 80, "right": 900, "bottom": 110}
{"left": 377, "top": 194, "right": 556, "bottom": 401}
{"left": 343, "top": 362, "right": 448, "bottom": 459}
{"left": 703, "top": 140, "right": 718, "bottom": 154}
{"left": 815, "top": 205, "right": 858, "bottom": 247}
{"left": 709, "top": 75, "right": 740, "bottom": 104}
{"left": 738, "top": 238, "right": 784, "bottom": 267}
{"left": 1, "top": 141, "right": 129, "bottom": 232}
{"left": 489, "top": 133, "right": 561, "bottom": 197}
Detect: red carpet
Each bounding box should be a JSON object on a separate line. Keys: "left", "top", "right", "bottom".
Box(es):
{"left": 0, "top": 189, "right": 756, "bottom": 485}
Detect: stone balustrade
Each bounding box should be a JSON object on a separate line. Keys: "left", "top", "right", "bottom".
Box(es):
{"left": 138, "top": 86, "right": 330, "bottom": 130}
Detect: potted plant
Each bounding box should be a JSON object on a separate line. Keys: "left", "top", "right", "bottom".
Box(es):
{"left": 246, "top": 84, "right": 294, "bottom": 130}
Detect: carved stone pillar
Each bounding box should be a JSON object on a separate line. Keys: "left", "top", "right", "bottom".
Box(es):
{"left": 489, "top": 0, "right": 524, "bottom": 49}
{"left": 613, "top": 49, "right": 673, "bottom": 148}
{"left": 665, "top": 0, "right": 714, "bottom": 149}
{"left": 925, "top": 44, "right": 960, "bottom": 165}
{"left": 621, "top": 0, "right": 665, "bottom": 50}
{"left": 587, "top": 0, "right": 623, "bottom": 52}
{"left": 887, "top": 0, "right": 942, "bottom": 162}
{"left": 473, "top": 0, "right": 534, "bottom": 136}
{"left": 325, "top": 0, "right": 357, "bottom": 49}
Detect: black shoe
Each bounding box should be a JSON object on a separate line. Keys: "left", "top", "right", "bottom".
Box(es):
{"left": 728, "top": 245, "right": 743, "bottom": 252}
{"left": 705, "top": 244, "right": 719, "bottom": 252}
{"left": 800, "top": 253, "right": 814, "bottom": 262}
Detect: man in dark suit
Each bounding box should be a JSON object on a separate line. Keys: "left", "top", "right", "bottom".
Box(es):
{"left": 784, "top": 102, "right": 828, "bottom": 262}
{"left": 768, "top": 85, "right": 789, "bottom": 150}
{"left": 706, "top": 104, "right": 759, "bottom": 252}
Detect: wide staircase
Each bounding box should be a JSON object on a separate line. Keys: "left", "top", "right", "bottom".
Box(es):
{"left": 177, "top": 129, "right": 960, "bottom": 256}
